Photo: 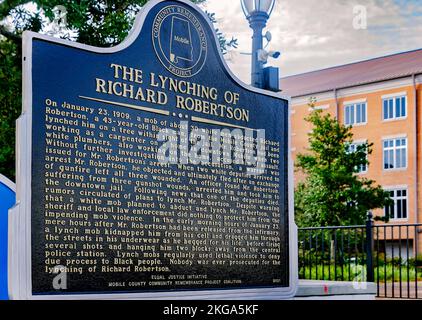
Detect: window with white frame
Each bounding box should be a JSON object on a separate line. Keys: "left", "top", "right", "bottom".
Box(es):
{"left": 384, "top": 188, "right": 408, "bottom": 220}
{"left": 383, "top": 137, "right": 407, "bottom": 170}
{"left": 348, "top": 142, "right": 368, "bottom": 173}
{"left": 383, "top": 95, "right": 406, "bottom": 120}
{"left": 344, "top": 102, "right": 367, "bottom": 126}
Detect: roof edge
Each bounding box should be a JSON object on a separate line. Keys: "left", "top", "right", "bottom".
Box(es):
{"left": 280, "top": 47, "right": 422, "bottom": 80}
{"left": 284, "top": 73, "right": 422, "bottom": 99}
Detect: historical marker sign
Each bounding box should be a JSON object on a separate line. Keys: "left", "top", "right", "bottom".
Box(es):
{"left": 9, "top": 0, "right": 297, "bottom": 299}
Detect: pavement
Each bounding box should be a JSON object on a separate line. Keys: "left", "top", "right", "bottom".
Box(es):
{"left": 295, "top": 280, "right": 377, "bottom": 300}
{"left": 377, "top": 282, "right": 422, "bottom": 299}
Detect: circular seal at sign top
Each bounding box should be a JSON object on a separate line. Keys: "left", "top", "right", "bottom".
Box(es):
{"left": 152, "top": 5, "right": 208, "bottom": 78}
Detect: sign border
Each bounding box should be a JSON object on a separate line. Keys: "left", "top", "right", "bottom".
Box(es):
{"left": 9, "top": 0, "right": 298, "bottom": 300}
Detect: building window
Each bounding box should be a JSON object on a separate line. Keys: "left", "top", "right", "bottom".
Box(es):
{"left": 383, "top": 96, "right": 406, "bottom": 120}
{"left": 385, "top": 189, "right": 408, "bottom": 220}
{"left": 344, "top": 102, "right": 367, "bottom": 126}
{"left": 383, "top": 138, "right": 407, "bottom": 170}
{"left": 348, "top": 142, "right": 368, "bottom": 173}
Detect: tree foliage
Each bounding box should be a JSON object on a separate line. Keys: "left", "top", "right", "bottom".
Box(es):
{"left": 0, "top": 0, "right": 236, "bottom": 180}
{"left": 206, "top": 11, "right": 237, "bottom": 55}
{"left": 295, "top": 100, "right": 392, "bottom": 227}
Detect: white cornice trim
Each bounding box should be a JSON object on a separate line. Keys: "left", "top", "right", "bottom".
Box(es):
{"left": 308, "top": 104, "right": 330, "bottom": 111}
{"left": 381, "top": 91, "right": 407, "bottom": 99}
{"left": 352, "top": 139, "right": 368, "bottom": 145}
{"left": 292, "top": 92, "right": 334, "bottom": 106}
{"left": 343, "top": 98, "right": 367, "bottom": 106}
{"left": 382, "top": 134, "right": 407, "bottom": 140}
{"left": 338, "top": 78, "right": 413, "bottom": 98}
{"left": 291, "top": 76, "right": 417, "bottom": 106}
{"left": 384, "top": 185, "right": 408, "bottom": 191}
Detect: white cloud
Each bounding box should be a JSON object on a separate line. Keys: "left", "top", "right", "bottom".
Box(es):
{"left": 203, "top": 0, "right": 422, "bottom": 83}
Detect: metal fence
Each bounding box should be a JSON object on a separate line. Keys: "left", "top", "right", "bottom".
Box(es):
{"left": 298, "top": 216, "right": 422, "bottom": 299}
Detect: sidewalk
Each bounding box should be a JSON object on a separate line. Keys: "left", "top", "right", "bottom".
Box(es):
{"left": 294, "top": 280, "right": 377, "bottom": 300}
{"left": 377, "top": 282, "right": 422, "bottom": 299}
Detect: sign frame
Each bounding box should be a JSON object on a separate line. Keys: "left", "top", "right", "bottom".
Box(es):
{"left": 9, "top": 0, "right": 298, "bottom": 300}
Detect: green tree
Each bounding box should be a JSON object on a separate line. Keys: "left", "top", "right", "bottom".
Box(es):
{"left": 0, "top": 0, "right": 237, "bottom": 180}
{"left": 295, "top": 99, "right": 391, "bottom": 227}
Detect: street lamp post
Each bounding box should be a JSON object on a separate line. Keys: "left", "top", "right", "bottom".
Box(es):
{"left": 241, "top": 0, "right": 278, "bottom": 90}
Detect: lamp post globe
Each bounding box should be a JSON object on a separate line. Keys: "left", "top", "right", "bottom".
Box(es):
{"left": 241, "top": 0, "right": 275, "bottom": 18}
{"left": 241, "top": 0, "right": 276, "bottom": 89}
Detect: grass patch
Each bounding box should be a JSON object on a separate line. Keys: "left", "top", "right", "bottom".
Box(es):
{"left": 300, "top": 264, "right": 422, "bottom": 282}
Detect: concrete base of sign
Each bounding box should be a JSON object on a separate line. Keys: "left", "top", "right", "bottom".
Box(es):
{"left": 293, "top": 280, "right": 377, "bottom": 300}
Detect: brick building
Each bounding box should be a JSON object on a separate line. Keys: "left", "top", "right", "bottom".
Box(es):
{"left": 281, "top": 49, "right": 422, "bottom": 256}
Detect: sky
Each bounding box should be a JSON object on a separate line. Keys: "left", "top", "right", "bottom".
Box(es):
{"left": 3, "top": 0, "right": 421, "bottom": 83}
{"left": 201, "top": 0, "right": 422, "bottom": 83}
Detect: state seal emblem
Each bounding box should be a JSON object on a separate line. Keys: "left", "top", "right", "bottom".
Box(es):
{"left": 152, "top": 5, "right": 208, "bottom": 77}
